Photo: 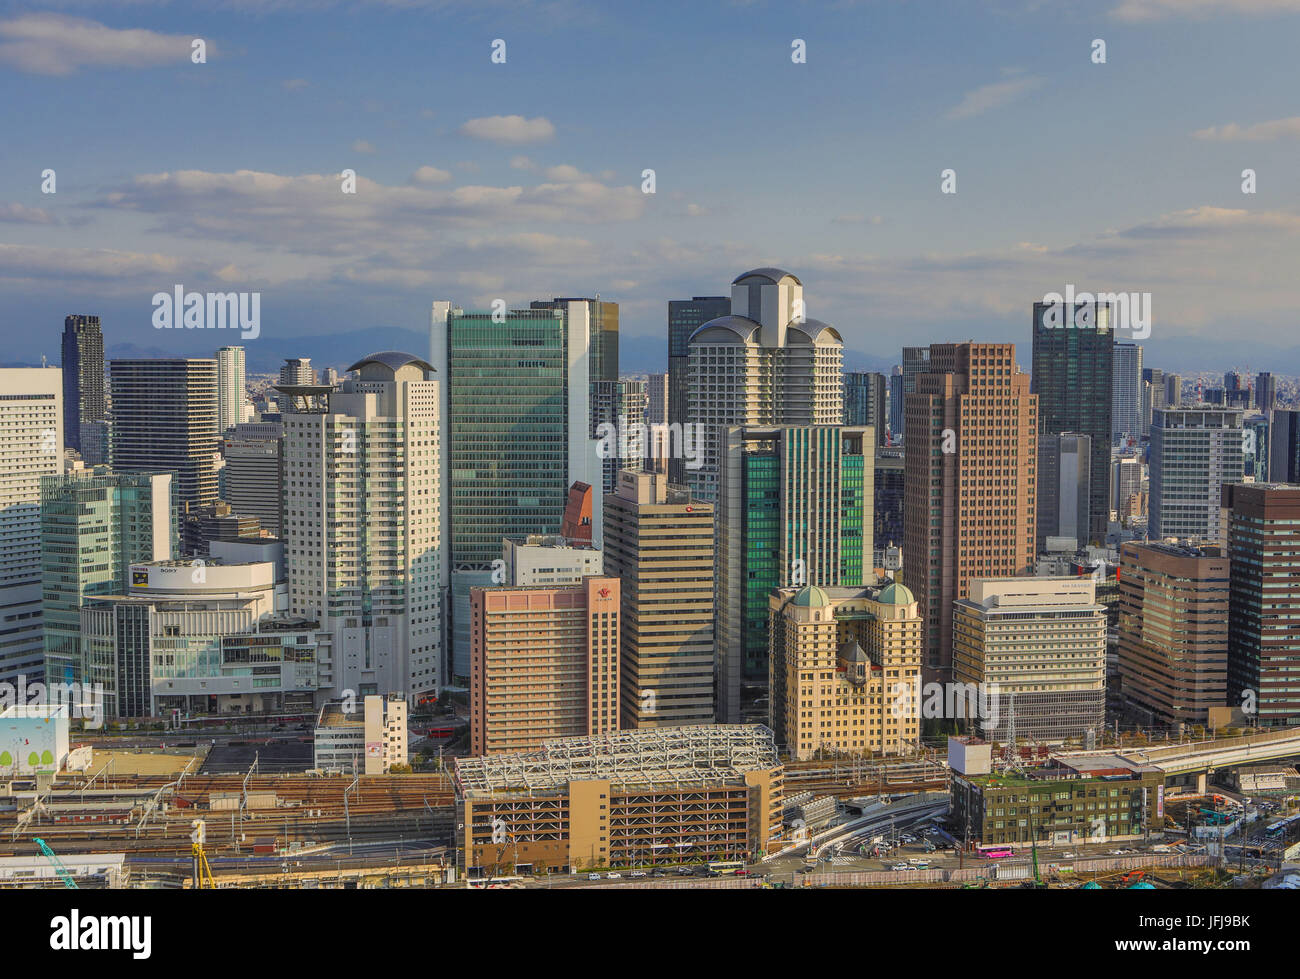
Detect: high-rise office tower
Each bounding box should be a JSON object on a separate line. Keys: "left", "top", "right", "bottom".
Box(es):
{"left": 40, "top": 468, "right": 175, "bottom": 687}
{"left": 954, "top": 577, "right": 1107, "bottom": 742}
{"left": 769, "top": 582, "right": 921, "bottom": 760}
{"left": 1149, "top": 407, "right": 1243, "bottom": 543}
{"left": 1255, "top": 372, "right": 1277, "bottom": 414}
{"left": 1032, "top": 301, "right": 1113, "bottom": 542}
{"left": 888, "top": 368, "right": 904, "bottom": 443}
{"left": 281, "top": 351, "right": 441, "bottom": 699}
{"left": 844, "top": 371, "right": 887, "bottom": 446}
{"left": 275, "top": 358, "right": 314, "bottom": 413}
{"left": 222, "top": 421, "right": 284, "bottom": 537}
{"left": 216, "top": 346, "right": 246, "bottom": 435}
{"left": 0, "top": 368, "right": 63, "bottom": 684}
{"left": 1223, "top": 483, "right": 1300, "bottom": 728}
{"left": 1244, "top": 414, "right": 1270, "bottom": 481}
{"left": 1112, "top": 454, "right": 1144, "bottom": 522}
{"left": 431, "top": 301, "right": 600, "bottom": 684}
{"left": 1141, "top": 367, "right": 1166, "bottom": 439}
{"left": 592, "top": 377, "right": 647, "bottom": 494}
{"left": 1118, "top": 541, "right": 1230, "bottom": 726}
{"left": 644, "top": 372, "right": 670, "bottom": 473}
{"left": 1112, "top": 342, "right": 1143, "bottom": 445}
{"left": 469, "top": 576, "right": 620, "bottom": 755}
{"left": 1224, "top": 372, "right": 1243, "bottom": 394}
{"left": 61, "top": 316, "right": 105, "bottom": 458}
{"left": 874, "top": 445, "right": 905, "bottom": 559}
{"left": 716, "top": 424, "right": 873, "bottom": 723}
{"left": 1165, "top": 374, "right": 1183, "bottom": 407}
{"left": 109, "top": 359, "right": 219, "bottom": 516}
{"left": 1037, "top": 433, "right": 1092, "bottom": 551}
{"left": 901, "top": 347, "right": 931, "bottom": 397}
{"left": 603, "top": 470, "right": 715, "bottom": 729}
{"left": 904, "top": 342, "right": 1037, "bottom": 681}
{"left": 667, "top": 296, "right": 729, "bottom": 484}
{"left": 687, "top": 269, "right": 844, "bottom": 504}
{"left": 1269, "top": 409, "right": 1300, "bottom": 483}
{"left": 531, "top": 295, "right": 618, "bottom": 392}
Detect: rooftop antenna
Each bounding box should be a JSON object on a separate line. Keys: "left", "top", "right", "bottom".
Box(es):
{"left": 1002, "top": 694, "right": 1024, "bottom": 776}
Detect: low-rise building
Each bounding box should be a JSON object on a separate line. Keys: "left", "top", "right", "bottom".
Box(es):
{"left": 0, "top": 704, "right": 70, "bottom": 774}
{"left": 454, "top": 725, "right": 784, "bottom": 875}
{"left": 313, "top": 694, "right": 407, "bottom": 774}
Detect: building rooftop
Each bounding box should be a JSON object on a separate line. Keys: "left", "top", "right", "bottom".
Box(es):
{"left": 346, "top": 350, "right": 435, "bottom": 373}
{"left": 454, "top": 724, "right": 779, "bottom": 795}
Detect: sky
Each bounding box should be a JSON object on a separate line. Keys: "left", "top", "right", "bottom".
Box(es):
{"left": 1, "top": 0, "right": 1299, "bottom": 375}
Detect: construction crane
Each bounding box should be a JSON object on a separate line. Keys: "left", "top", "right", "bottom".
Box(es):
{"left": 191, "top": 819, "right": 215, "bottom": 889}
{"left": 34, "top": 838, "right": 78, "bottom": 889}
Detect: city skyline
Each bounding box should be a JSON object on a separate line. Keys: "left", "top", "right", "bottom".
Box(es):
{"left": 3, "top": 2, "right": 1300, "bottom": 374}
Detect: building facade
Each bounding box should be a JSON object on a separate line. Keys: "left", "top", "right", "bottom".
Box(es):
{"left": 603, "top": 470, "right": 715, "bottom": 729}
{"left": 1149, "top": 407, "right": 1243, "bottom": 543}
{"left": 216, "top": 345, "right": 246, "bottom": 435}
{"left": 1037, "top": 433, "right": 1092, "bottom": 551}
{"left": 61, "top": 315, "right": 105, "bottom": 457}
{"left": 904, "top": 342, "right": 1038, "bottom": 681}
{"left": 668, "top": 296, "right": 730, "bottom": 484}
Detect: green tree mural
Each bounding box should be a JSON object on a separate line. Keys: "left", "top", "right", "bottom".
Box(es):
{"left": 0, "top": 751, "right": 11, "bottom": 767}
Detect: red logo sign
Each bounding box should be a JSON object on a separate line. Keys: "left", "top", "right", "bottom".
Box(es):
{"left": 598, "top": 587, "right": 611, "bottom": 599}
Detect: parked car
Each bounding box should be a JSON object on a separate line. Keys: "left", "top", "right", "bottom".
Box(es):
{"left": 628, "top": 871, "right": 647, "bottom": 878}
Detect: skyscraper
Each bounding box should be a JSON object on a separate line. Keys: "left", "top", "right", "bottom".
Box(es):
{"left": 1269, "top": 409, "right": 1300, "bottom": 483}
{"left": 667, "top": 296, "right": 729, "bottom": 483}
{"left": 216, "top": 345, "right": 246, "bottom": 435}
{"left": 888, "top": 368, "right": 905, "bottom": 443}
{"left": 716, "top": 424, "right": 873, "bottom": 722}
{"left": 904, "top": 342, "right": 1037, "bottom": 680}
{"left": 40, "top": 468, "right": 175, "bottom": 687}
{"left": 644, "top": 372, "right": 670, "bottom": 473}
{"left": 220, "top": 421, "right": 283, "bottom": 537}
{"left": 1149, "top": 407, "right": 1243, "bottom": 542}
{"left": 603, "top": 470, "right": 715, "bottom": 729}
{"left": 281, "top": 351, "right": 442, "bottom": 699}
{"left": 1165, "top": 374, "right": 1183, "bottom": 407}
{"left": 109, "top": 359, "right": 219, "bottom": 516}
{"left": 1037, "top": 433, "right": 1092, "bottom": 551}
{"left": 1223, "top": 483, "right": 1300, "bottom": 729}
{"left": 1141, "top": 366, "right": 1166, "bottom": 439}
{"left": 592, "top": 377, "right": 647, "bottom": 494}
{"left": 431, "top": 301, "right": 599, "bottom": 684}
{"left": 844, "top": 371, "right": 887, "bottom": 445}
{"left": 276, "top": 358, "right": 314, "bottom": 412}
{"left": 1112, "top": 342, "right": 1143, "bottom": 445}
{"left": 1032, "top": 301, "right": 1113, "bottom": 542}
{"left": 1255, "top": 372, "right": 1277, "bottom": 414}
{"left": 687, "top": 269, "right": 844, "bottom": 504}
{"left": 0, "top": 368, "right": 63, "bottom": 684}
{"left": 1118, "top": 541, "right": 1230, "bottom": 726}
{"left": 61, "top": 315, "right": 105, "bottom": 457}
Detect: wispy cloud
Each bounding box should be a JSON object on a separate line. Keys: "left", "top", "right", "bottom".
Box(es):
{"left": 1112, "top": 0, "right": 1300, "bottom": 20}
{"left": 0, "top": 203, "right": 56, "bottom": 225}
{"left": 0, "top": 14, "right": 202, "bottom": 76}
{"left": 944, "top": 75, "right": 1041, "bottom": 120}
{"left": 1193, "top": 116, "right": 1300, "bottom": 141}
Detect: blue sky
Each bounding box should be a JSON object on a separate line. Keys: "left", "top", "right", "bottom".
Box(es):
{"left": 2, "top": 0, "right": 1299, "bottom": 374}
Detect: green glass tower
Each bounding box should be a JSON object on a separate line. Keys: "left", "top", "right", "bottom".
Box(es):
{"left": 40, "top": 468, "right": 176, "bottom": 688}
{"left": 431, "top": 301, "right": 599, "bottom": 684}
{"left": 716, "top": 425, "right": 873, "bottom": 723}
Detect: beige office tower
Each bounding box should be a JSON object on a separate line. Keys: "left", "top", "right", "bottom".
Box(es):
{"left": 0, "top": 368, "right": 63, "bottom": 684}
{"left": 1117, "top": 541, "right": 1230, "bottom": 725}
{"left": 469, "top": 576, "right": 620, "bottom": 755}
{"left": 768, "top": 583, "right": 922, "bottom": 761}
{"left": 686, "top": 269, "right": 844, "bottom": 504}
{"left": 953, "top": 577, "right": 1107, "bottom": 743}
{"left": 603, "top": 470, "right": 715, "bottom": 728}
{"left": 216, "top": 345, "right": 246, "bottom": 435}
{"left": 903, "top": 343, "right": 1037, "bottom": 683}
{"left": 281, "top": 352, "right": 441, "bottom": 701}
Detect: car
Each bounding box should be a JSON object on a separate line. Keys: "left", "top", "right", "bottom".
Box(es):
{"left": 605, "top": 872, "right": 622, "bottom": 879}
{"left": 628, "top": 871, "right": 647, "bottom": 878}
{"left": 675, "top": 868, "right": 694, "bottom": 876}
{"left": 588, "top": 873, "right": 601, "bottom": 880}
{"left": 891, "top": 863, "right": 911, "bottom": 871}
{"left": 647, "top": 869, "right": 665, "bottom": 878}
{"left": 735, "top": 869, "right": 750, "bottom": 876}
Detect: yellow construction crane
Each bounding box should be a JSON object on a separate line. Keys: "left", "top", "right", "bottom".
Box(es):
{"left": 191, "top": 819, "right": 215, "bottom": 889}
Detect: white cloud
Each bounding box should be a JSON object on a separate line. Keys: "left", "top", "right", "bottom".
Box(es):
{"left": 0, "top": 203, "right": 56, "bottom": 225}
{"left": 352, "top": 140, "right": 377, "bottom": 154}
{"left": 944, "top": 75, "right": 1041, "bottom": 120}
{"left": 1112, "top": 0, "right": 1300, "bottom": 20}
{"left": 459, "top": 114, "right": 556, "bottom": 144}
{"left": 1193, "top": 116, "right": 1300, "bottom": 142}
{"left": 510, "top": 156, "right": 538, "bottom": 170}
{"left": 0, "top": 14, "right": 201, "bottom": 76}
{"left": 410, "top": 165, "right": 452, "bottom": 184}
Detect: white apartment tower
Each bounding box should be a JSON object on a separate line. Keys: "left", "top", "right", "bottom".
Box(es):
{"left": 686, "top": 269, "right": 844, "bottom": 502}
{"left": 281, "top": 352, "right": 441, "bottom": 700}
{"left": 0, "top": 368, "right": 63, "bottom": 683}
{"left": 216, "top": 346, "right": 246, "bottom": 435}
